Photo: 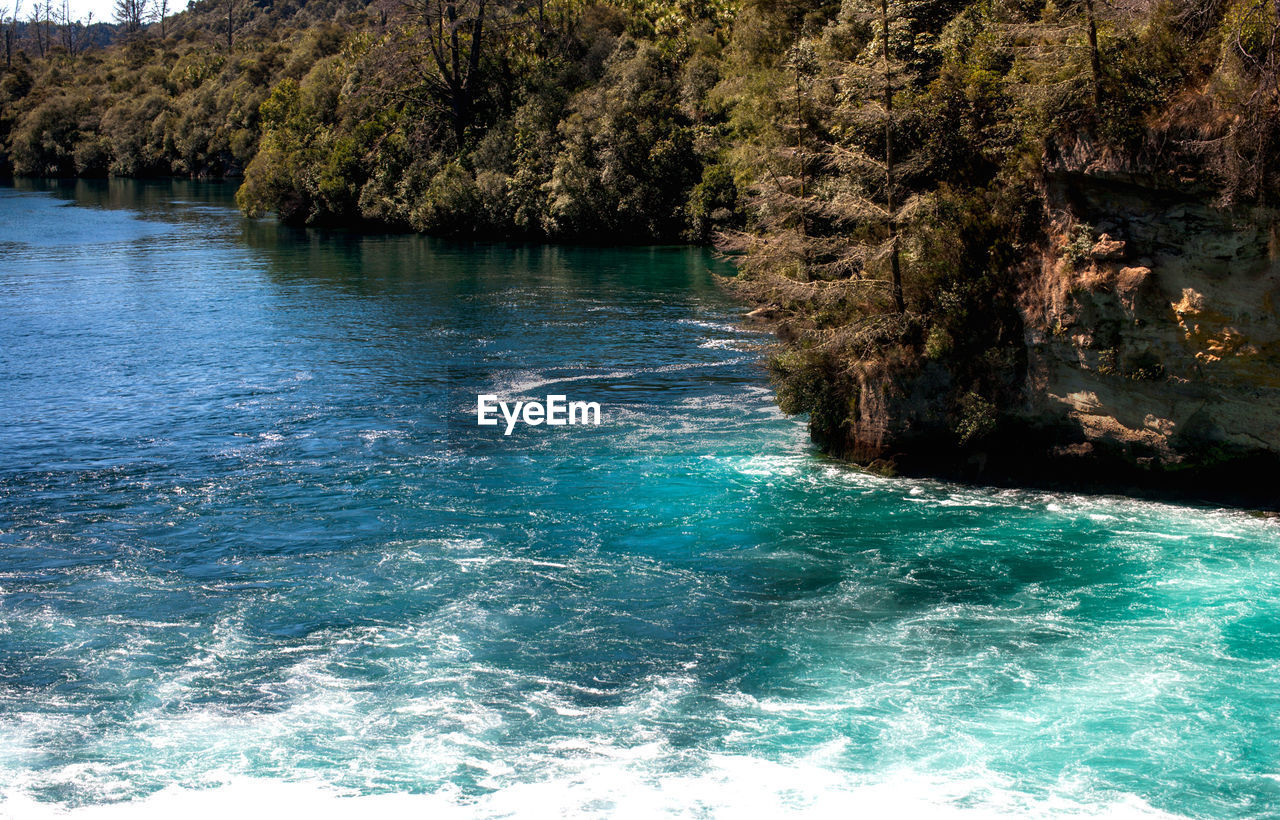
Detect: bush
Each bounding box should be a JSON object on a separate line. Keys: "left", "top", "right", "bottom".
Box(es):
{"left": 11, "top": 94, "right": 93, "bottom": 176}
{"left": 685, "top": 162, "right": 740, "bottom": 241}
{"left": 409, "top": 162, "right": 483, "bottom": 235}
{"left": 954, "top": 391, "right": 997, "bottom": 446}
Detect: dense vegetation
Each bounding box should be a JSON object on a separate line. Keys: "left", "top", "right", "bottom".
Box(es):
{"left": 714, "top": 0, "right": 1279, "bottom": 460}
{"left": 2, "top": 0, "right": 1277, "bottom": 463}
{"left": 1, "top": 0, "right": 744, "bottom": 241}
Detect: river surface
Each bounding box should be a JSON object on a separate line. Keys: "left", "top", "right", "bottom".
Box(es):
{"left": 1, "top": 180, "right": 1279, "bottom": 818}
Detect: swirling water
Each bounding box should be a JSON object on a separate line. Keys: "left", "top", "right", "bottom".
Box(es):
{"left": 1, "top": 180, "right": 1279, "bottom": 819}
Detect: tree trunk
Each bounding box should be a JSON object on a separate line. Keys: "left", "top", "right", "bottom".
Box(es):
{"left": 796, "top": 72, "right": 806, "bottom": 238}
{"left": 882, "top": 0, "right": 904, "bottom": 313}
{"left": 1084, "top": 0, "right": 1102, "bottom": 112}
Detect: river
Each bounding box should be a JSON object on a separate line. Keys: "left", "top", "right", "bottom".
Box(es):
{"left": 1, "top": 179, "right": 1277, "bottom": 818}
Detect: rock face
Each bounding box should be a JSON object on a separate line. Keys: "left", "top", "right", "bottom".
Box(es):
{"left": 1009, "top": 161, "right": 1280, "bottom": 505}
{"left": 788, "top": 128, "right": 1280, "bottom": 506}
{"left": 824, "top": 144, "right": 1280, "bottom": 507}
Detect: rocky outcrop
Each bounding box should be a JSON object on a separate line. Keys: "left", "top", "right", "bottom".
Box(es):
{"left": 1008, "top": 156, "right": 1280, "bottom": 505}
{"left": 820, "top": 141, "right": 1280, "bottom": 507}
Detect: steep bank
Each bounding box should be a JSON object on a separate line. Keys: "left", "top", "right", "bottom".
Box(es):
{"left": 783, "top": 144, "right": 1280, "bottom": 509}
{"left": 719, "top": 0, "right": 1280, "bottom": 508}
{"left": 1018, "top": 144, "right": 1280, "bottom": 504}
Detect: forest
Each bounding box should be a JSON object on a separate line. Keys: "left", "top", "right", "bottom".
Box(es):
{"left": 2, "top": 0, "right": 1278, "bottom": 476}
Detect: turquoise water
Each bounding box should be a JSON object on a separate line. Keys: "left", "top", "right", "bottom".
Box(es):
{"left": 1, "top": 180, "right": 1279, "bottom": 818}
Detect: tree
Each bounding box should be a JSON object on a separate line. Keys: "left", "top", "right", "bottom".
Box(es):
{"left": 875, "top": 0, "right": 905, "bottom": 312}
{"left": 1003, "top": 0, "right": 1111, "bottom": 117}
{"left": 150, "top": 0, "right": 168, "bottom": 38}
{"left": 400, "top": 0, "right": 521, "bottom": 146}
{"left": 55, "top": 0, "right": 90, "bottom": 57}
{"left": 545, "top": 39, "right": 702, "bottom": 239}
{"left": 1211, "top": 0, "right": 1280, "bottom": 204}
{"left": 114, "top": 0, "right": 145, "bottom": 34}
{"left": 729, "top": 0, "right": 929, "bottom": 323}
{"left": 1082, "top": 0, "right": 1102, "bottom": 111}
{"left": 225, "top": 0, "right": 237, "bottom": 50}
{"left": 27, "top": 0, "right": 44, "bottom": 57}
{"left": 722, "top": 40, "right": 831, "bottom": 285}
{"left": 719, "top": 0, "right": 947, "bottom": 448}
{"left": 4, "top": 0, "right": 20, "bottom": 66}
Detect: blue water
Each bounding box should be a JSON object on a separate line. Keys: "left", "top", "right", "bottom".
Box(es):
{"left": 1, "top": 180, "right": 1279, "bottom": 818}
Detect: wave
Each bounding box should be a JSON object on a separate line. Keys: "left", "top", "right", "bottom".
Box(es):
{"left": 676, "top": 318, "right": 753, "bottom": 334}
{"left": 488, "top": 358, "right": 751, "bottom": 396}
{"left": 0, "top": 762, "right": 1188, "bottom": 820}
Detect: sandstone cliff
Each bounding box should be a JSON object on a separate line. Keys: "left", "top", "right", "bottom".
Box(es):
{"left": 824, "top": 139, "right": 1280, "bottom": 508}
{"left": 1014, "top": 138, "right": 1280, "bottom": 503}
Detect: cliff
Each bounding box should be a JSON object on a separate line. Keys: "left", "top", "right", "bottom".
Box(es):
{"left": 829, "top": 138, "right": 1280, "bottom": 509}
{"left": 1018, "top": 140, "right": 1280, "bottom": 504}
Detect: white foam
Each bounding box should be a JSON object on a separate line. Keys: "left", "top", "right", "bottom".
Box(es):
{"left": 677, "top": 318, "right": 747, "bottom": 333}
{"left": 0, "top": 762, "right": 1190, "bottom": 820}
{"left": 491, "top": 358, "right": 749, "bottom": 396}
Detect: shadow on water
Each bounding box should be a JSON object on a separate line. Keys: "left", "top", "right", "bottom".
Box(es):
{"left": 235, "top": 215, "right": 734, "bottom": 302}
{"left": 9, "top": 176, "right": 241, "bottom": 213}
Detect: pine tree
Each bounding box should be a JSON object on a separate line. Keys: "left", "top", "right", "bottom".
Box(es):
{"left": 727, "top": 0, "right": 931, "bottom": 363}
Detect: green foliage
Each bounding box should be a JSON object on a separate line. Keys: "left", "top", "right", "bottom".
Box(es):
{"left": 546, "top": 38, "right": 703, "bottom": 239}
{"left": 1093, "top": 13, "right": 1191, "bottom": 148}
{"left": 0, "top": 0, "right": 720, "bottom": 239}
{"left": 1123, "top": 349, "right": 1166, "bottom": 381}
{"left": 768, "top": 347, "right": 851, "bottom": 443}
{"left": 236, "top": 80, "right": 308, "bottom": 220}
{"left": 1062, "top": 224, "right": 1095, "bottom": 266}
{"left": 924, "top": 325, "right": 953, "bottom": 359}
{"left": 1221, "top": 0, "right": 1278, "bottom": 62}
{"left": 410, "top": 162, "right": 484, "bottom": 234}
{"left": 953, "top": 390, "right": 996, "bottom": 445}
{"left": 1097, "top": 347, "right": 1119, "bottom": 375}
{"left": 722, "top": 0, "right": 1210, "bottom": 455}
{"left": 1, "top": 0, "right": 369, "bottom": 180}
{"left": 1209, "top": 0, "right": 1280, "bottom": 203}
{"left": 685, "top": 162, "right": 741, "bottom": 241}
